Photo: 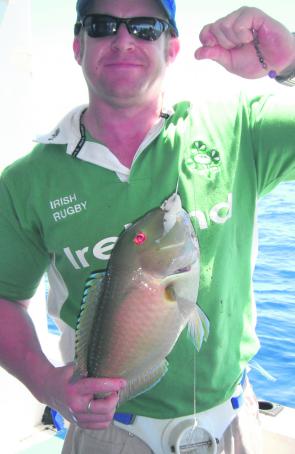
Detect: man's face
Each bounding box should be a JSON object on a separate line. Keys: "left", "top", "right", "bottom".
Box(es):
{"left": 74, "top": 0, "right": 179, "bottom": 107}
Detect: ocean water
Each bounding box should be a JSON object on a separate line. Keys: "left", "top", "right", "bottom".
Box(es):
{"left": 47, "top": 182, "right": 295, "bottom": 407}
{"left": 251, "top": 181, "right": 295, "bottom": 408}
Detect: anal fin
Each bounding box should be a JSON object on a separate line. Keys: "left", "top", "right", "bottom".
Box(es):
{"left": 118, "top": 360, "right": 169, "bottom": 405}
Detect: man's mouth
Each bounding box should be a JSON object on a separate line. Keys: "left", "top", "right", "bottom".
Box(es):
{"left": 104, "top": 60, "right": 144, "bottom": 68}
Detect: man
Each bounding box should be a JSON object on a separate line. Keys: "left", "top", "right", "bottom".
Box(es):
{"left": 0, "top": 0, "right": 294, "bottom": 453}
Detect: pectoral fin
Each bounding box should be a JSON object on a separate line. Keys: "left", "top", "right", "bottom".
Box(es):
{"left": 187, "top": 304, "right": 210, "bottom": 351}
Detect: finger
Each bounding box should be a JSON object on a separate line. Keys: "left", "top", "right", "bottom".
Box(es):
{"left": 76, "top": 409, "right": 114, "bottom": 423}
{"left": 208, "top": 23, "right": 237, "bottom": 50}
{"left": 66, "top": 378, "right": 125, "bottom": 418}
{"left": 194, "top": 45, "right": 231, "bottom": 69}
{"left": 74, "top": 407, "right": 115, "bottom": 425}
{"left": 213, "top": 8, "right": 251, "bottom": 46}
{"left": 230, "top": 23, "right": 254, "bottom": 45}
{"left": 70, "top": 405, "right": 115, "bottom": 429}
{"left": 69, "top": 389, "right": 120, "bottom": 416}
{"left": 71, "top": 394, "right": 119, "bottom": 429}
{"left": 84, "top": 392, "right": 119, "bottom": 415}
{"left": 75, "top": 377, "right": 126, "bottom": 396}
{"left": 78, "top": 420, "right": 113, "bottom": 430}
{"left": 217, "top": 21, "right": 251, "bottom": 47}
{"left": 232, "top": 6, "right": 266, "bottom": 36}
{"left": 200, "top": 12, "right": 242, "bottom": 49}
{"left": 199, "top": 24, "right": 218, "bottom": 47}
{"left": 199, "top": 7, "right": 262, "bottom": 50}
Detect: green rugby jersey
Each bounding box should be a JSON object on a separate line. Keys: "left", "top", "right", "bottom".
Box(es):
{"left": 0, "top": 93, "right": 294, "bottom": 417}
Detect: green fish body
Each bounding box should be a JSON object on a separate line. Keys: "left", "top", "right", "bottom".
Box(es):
{"left": 75, "top": 193, "right": 209, "bottom": 404}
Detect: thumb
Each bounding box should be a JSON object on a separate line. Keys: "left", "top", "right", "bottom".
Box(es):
{"left": 65, "top": 362, "right": 88, "bottom": 384}
{"left": 195, "top": 45, "right": 231, "bottom": 69}
{"left": 58, "top": 362, "right": 80, "bottom": 383}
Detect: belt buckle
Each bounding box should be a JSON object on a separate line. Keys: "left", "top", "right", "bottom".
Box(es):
{"left": 162, "top": 418, "right": 218, "bottom": 454}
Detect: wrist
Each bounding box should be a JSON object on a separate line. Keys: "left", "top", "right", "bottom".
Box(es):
{"left": 275, "top": 33, "right": 295, "bottom": 86}
{"left": 22, "top": 351, "right": 56, "bottom": 404}
{"left": 253, "top": 30, "right": 295, "bottom": 86}
{"left": 275, "top": 68, "right": 295, "bottom": 86}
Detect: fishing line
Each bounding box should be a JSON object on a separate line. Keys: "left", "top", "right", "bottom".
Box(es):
{"left": 175, "top": 174, "right": 180, "bottom": 195}
{"left": 191, "top": 344, "right": 199, "bottom": 432}
{"left": 175, "top": 140, "right": 201, "bottom": 449}
{"left": 175, "top": 138, "right": 182, "bottom": 196}
{"left": 187, "top": 172, "right": 200, "bottom": 446}
{"left": 174, "top": 168, "right": 200, "bottom": 451}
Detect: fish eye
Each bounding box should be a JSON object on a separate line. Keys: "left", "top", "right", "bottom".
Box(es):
{"left": 133, "top": 231, "right": 147, "bottom": 245}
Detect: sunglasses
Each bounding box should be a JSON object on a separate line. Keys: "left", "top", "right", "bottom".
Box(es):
{"left": 75, "top": 14, "right": 175, "bottom": 41}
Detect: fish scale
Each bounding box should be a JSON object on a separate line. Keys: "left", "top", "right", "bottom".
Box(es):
{"left": 102, "top": 279, "right": 180, "bottom": 377}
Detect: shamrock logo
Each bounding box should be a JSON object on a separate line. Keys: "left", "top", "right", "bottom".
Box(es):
{"left": 186, "top": 141, "right": 221, "bottom": 177}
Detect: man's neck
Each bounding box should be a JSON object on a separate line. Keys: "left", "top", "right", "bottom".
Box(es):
{"left": 82, "top": 97, "right": 164, "bottom": 168}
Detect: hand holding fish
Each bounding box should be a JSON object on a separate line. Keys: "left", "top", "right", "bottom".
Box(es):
{"left": 195, "top": 6, "right": 295, "bottom": 79}
{"left": 42, "top": 364, "right": 126, "bottom": 429}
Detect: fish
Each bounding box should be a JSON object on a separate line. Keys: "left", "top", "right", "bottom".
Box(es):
{"left": 74, "top": 193, "right": 209, "bottom": 404}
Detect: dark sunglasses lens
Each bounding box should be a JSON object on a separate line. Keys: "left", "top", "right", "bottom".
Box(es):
{"left": 129, "top": 18, "right": 164, "bottom": 40}
{"left": 82, "top": 16, "right": 167, "bottom": 41}
{"left": 84, "top": 16, "right": 117, "bottom": 37}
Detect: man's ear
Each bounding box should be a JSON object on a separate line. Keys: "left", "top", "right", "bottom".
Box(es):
{"left": 73, "top": 36, "right": 83, "bottom": 64}
{"left": 167, "top": 37, "right": 180, "bottom": 64}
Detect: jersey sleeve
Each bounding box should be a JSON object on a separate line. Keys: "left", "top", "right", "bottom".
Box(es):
{"left": 0, "top": 169, "right": 50, "bottom": 301}
{"left": 249, "top": 93, "right": 295, "bottom": 197}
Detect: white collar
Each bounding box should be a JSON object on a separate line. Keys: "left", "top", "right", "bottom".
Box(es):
{"left": 35, "top": 105, "right": 173, "bottom": 182}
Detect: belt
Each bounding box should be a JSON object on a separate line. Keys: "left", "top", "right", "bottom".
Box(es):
{"left": 115, "top": 370, "right": 247, "bottom": 425}
{"left": 114, "top": 371, "right": 247, "bottom": 454}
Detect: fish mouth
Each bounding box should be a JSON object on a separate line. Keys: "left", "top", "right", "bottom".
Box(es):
{"left": 168, "top": 257, "right": 198, "bottom": 276}
{"left": 174, "top": 265, "right": 192, "bottom": 274}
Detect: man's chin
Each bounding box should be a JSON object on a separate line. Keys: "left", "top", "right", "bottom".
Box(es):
{"left": 104, "top": 94, "right": 148, "bottom": 109}
{"left": 99, "top": 87, "right": 156, "bottom": 107}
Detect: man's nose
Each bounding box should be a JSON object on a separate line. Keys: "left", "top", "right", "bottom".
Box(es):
{"left": 111, "top": 23, "right": 135, "bottom": 51}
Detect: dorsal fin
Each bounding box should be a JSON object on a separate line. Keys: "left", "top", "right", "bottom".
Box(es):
{"left": 74, "top": 270, "right": 105, "bottom": 376}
